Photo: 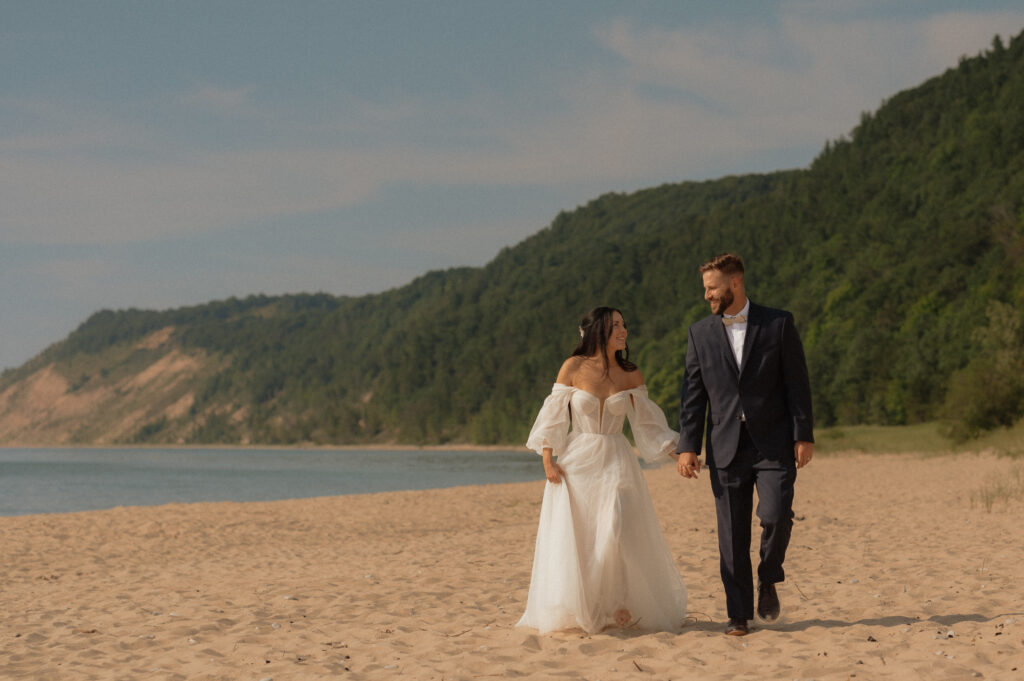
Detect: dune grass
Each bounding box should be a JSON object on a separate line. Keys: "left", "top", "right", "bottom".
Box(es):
{"left": 815, "top": 422, "right": 952, "bottom": 455}
{"left": 815, "top": 419, "right": 1024, "bottom": 458}
{"left": 814, "top": 420, "right": 1024, "bottom": 512}
{"left": 969, "top": 419, "right": 1024, "bottom": 459}
{"left": 971, "top": 465, "right": 1024, "bottom": 511}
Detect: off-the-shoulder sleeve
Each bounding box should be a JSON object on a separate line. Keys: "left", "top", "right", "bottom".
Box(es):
{"left": 629, "top": 387, "right": 679, "bottom": 463}
{"left": 525, "top": 384, "right": 574, "bottom": 456}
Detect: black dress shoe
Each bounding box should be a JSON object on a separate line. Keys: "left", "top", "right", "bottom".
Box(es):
{"left": 724, "top": 617, "right": 749, "bottom": 636}
{"left": 757, "top": 582, "right": 780, "bottom": 622}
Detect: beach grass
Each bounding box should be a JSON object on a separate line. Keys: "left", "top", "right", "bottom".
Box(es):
{"left": 971, "top": 465, "right": 1024, "bottom": 511}
{"left": 970, "top": 418, "right": 1024, "bottom": 458}
{"left": 815, "top": 422, "right": 952, "bottom": 455}
{"left": 815, "top": 420, "right": 1024, "bottom": 512}
{"left": 815, "top": 418, "right": 1024, "bottom": 457}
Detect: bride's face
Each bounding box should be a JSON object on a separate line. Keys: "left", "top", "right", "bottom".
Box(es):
{"left": 607, "top": 311, "right": 628, "bottom": 352}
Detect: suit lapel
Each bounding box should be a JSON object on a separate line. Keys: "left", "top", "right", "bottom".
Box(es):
{"left": 713, "top": 315, "right": 740, "bottom": 374}
{"left": 738, "top": 302, "right": 762, "bottom": 378}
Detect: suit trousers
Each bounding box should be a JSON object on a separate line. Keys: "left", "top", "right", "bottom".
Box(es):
{"left": 709, "top": 423, "right": 796, "bottom": 620}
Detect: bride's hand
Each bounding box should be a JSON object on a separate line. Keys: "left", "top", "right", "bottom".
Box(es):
{"left": 544, "top": 461, "right": 566, "bottom": 484}
{"left": 542, "top": 450, "right": 566, "bottom": 484}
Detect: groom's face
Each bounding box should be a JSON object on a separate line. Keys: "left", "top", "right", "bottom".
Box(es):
{"left": 702, "top": 270, "right": 734, "bottom": 315}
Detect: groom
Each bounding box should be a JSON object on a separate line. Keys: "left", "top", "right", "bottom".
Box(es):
{"left": 675, "top": 253, "right": 814, "bottom": 636}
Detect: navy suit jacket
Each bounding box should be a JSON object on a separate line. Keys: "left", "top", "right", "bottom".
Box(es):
{"left": 676, "top": 302, "right": 814, "bottom": 468}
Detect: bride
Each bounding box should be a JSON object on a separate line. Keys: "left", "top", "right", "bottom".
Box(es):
{"left": 517, "top": 307, "right": 687, "bottom": 634}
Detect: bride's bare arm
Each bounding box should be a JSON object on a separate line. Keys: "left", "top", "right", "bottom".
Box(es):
{"left": 541, "top": 358, "right": 579, "bottom": 484}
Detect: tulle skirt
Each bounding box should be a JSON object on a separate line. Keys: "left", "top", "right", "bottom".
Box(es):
{"left": 517, "top": 432, "right": 687, "bottom": 634}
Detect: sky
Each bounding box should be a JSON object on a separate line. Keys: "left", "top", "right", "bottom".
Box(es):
{"left": 3, "top": 1, "right": 1024, "bottom": 371}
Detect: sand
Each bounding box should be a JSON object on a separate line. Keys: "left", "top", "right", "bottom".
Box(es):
{"left": 1, "top": 451, "right": 1022, "bottom": 680}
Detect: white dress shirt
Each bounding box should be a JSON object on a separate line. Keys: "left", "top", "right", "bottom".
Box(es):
{"left": 723, "top": 298, "right": 750, "bottom": 368}
{"left": 724, "top": 298, "right": 750, "bottom": 423}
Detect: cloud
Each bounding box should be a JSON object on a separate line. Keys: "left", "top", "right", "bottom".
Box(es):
{"left": 0, "top": 90, "right": 700, "bottom": 247}
{"left": 0, "top": 148, "right": 388, "bottom": 244}
{"left": 919, "top": 11, "right": 1024, "bottom": 62}
{"left": 592, "top": 7, "right": 1024, "bottom": 151}
{"left": 183, "top": 84, "right": 257, "bottom": 115}
{"left": 2, "top": 7, "right": 1023, "bottom": 248}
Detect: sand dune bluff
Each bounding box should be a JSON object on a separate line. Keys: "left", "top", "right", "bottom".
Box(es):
{"left": 0, "top": 328, "right": 214, "bottom": 445}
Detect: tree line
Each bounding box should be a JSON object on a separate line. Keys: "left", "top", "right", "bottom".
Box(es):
{"left": 4, "top": 32, "right": 1023, "bottom": 446}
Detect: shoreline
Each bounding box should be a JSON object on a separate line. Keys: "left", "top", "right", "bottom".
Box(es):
{"left": 5, "top": 417, "right": 1021, "bottom": 455}
{"left": 0, "top": 445, "right": 543, "bottom": 519}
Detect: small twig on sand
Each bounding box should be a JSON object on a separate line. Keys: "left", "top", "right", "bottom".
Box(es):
{"left": 444, "top": 620, "right": 496, "bottom": 637}
{"left": 683, "top": 611, "right": 714, "bottom": 626}
{"left": 793, "top": 582, "right": 810, "bottom": 601}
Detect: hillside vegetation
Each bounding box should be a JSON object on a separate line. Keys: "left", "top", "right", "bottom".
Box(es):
{"left": 2, "top": 32, "right": 1023, "bottom": 446}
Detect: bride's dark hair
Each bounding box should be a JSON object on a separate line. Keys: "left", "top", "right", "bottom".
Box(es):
{"left": 572, "top": 306, "right": 638, "bottom": 375}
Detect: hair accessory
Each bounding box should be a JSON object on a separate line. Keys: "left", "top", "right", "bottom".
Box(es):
{"left": 578, "top": 326, "right": 584, "bottom": 338}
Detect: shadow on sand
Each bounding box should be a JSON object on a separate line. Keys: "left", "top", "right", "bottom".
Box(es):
{"left": 679, "top": 611, "right": 1024, "bottom": 635}
{"left": 570, "top": 612, "right": 1022, "bottom": 640}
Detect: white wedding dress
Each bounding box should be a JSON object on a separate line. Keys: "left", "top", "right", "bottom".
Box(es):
{"left": 517, "top": 384, "right": 688, "bottom": 634}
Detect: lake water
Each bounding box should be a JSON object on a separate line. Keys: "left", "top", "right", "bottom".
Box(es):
{"left": 0, "top": 447, "right": 542, "bottom": 517}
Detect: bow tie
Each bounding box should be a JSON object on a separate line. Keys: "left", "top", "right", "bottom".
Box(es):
{"left": 722, "top": 315, "right": 746, "bottom": 327}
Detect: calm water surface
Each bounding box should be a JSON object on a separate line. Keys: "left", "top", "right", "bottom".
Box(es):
{"left": 0, "top": 447, "right": 541, "bottom": 516}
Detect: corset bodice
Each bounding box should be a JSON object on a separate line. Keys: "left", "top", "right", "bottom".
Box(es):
{"left": 570, "top": 389, "right": 634, "bottom": 435}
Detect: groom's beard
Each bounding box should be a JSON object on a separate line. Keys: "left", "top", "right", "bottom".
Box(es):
{"left": 711, "top": 289, "right": 734, "bottom": 315}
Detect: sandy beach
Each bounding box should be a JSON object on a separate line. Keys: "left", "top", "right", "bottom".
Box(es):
{"left": 1, "top": 451, "right": 1022, "bottom": 680}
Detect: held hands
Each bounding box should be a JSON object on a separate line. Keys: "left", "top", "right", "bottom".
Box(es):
{"left": 676, "top": 452, "right": 701, "bottom": 479}
{"left": 795, "top": 441, "right": 814, "bottom": 468}
{"left": 675, "top": 444, "right": 812, "bottom": 474}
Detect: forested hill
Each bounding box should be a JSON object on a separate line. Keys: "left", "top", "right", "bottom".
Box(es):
{"left": 2, "top": 33, "right": 1023, "bottom": 446}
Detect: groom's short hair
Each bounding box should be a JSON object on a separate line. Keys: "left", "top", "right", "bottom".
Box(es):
{"left": 700, "top": 253, "right": 745, "bottom": 278}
